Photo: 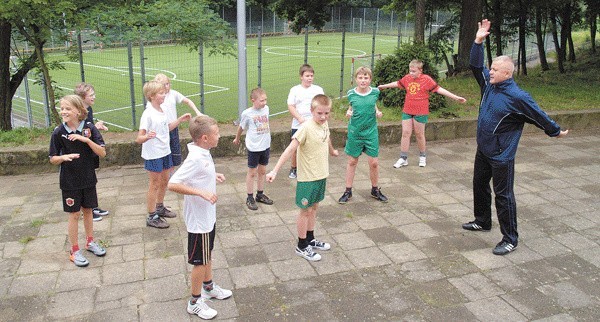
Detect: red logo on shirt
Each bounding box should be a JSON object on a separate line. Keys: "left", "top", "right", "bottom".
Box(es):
{"left": 65, "top": 198, "right": 75, "bottom": 207}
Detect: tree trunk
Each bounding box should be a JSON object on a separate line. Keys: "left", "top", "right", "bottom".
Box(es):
{"left": 492, "top": 0, "right": 503, "bottom": 56}
{"left": 457, "top": 0, "right": 483, "bottom": 71}
{"left": 567, "top": 33, "right": 576, "bottom": 62}
{"left": 559, "top": 2, "right": 571, "bottom": 72}
{"left": 534, "top": 8, "right": 549, "bottom": 71}
{"left": 591, "top": 14, "right": 597, "bottom": 53}
{"left": 550, "top": 10, "right": 565, "bottom": 73}
{"left": 34, "top": 43, "right": 60, "bottom": 125}
{"left": 414, "top": 0, "right": 426, "bottom": 44}
{"left": 518, "top": 1, "right": 527, "bottom": 75}
{"left": 0, "top": 20, "right": 12, "bottom": 130}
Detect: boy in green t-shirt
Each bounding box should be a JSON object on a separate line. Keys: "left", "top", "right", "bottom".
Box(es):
{"left": 339, "top": 66, "right": 388, "bottom": 204}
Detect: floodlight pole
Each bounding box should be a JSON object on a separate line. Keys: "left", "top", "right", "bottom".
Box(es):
{"left": 237, "top": 0, "right": 247, "bottom": 121}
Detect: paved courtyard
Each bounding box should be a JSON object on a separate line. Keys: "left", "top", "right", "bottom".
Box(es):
{"left": 1, "top": 130, "right": 599, "bottom": 321}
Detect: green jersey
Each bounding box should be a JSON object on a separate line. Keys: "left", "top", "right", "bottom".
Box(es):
{"left": 347, "top": 87, "right": 380, "bottom": 137}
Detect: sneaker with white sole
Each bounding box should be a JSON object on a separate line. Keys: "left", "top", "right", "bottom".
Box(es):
{"left": 93, "top": 207, "right": 109, "bottom": 216}
{"left": 92, "top": 213, "right": 102, "bottom": 222}
{"left": 201, "top": 284, "right": 233, "bottom": 300}
{"left": 187, "top": 299, "right": 217, "bottom": 320}
{"left": 309, "top": 239, "right": 331, "bottom": 251}
{"left": 70, "top": 250, "right": 89, "bottom": 267}
{"left": 295, "top": 245, "right": 321, "bottom": 261}
{"left": 393, "top": 157, "right": 408, "bottom": 168}
{"left": 288, "top": 168, "right": 297, "bottom": 179}
{"left": 419, "top": 156, "right": 427, "bottom": 167}
{"left": 493, "top": 241, "right": 517, "bottom": 255}
{"left": 86, "top": 241, "right": 106, "bottom": 257}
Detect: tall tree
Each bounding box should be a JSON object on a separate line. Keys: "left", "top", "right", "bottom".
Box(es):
{"left": 584, "top": 0, "right": 599, "bottom": 53}
{"left": 456, "top": 0, "right": 482, "bottom": 71}
{"left": 414, "top": 0, "right": 427, "bottom": 43}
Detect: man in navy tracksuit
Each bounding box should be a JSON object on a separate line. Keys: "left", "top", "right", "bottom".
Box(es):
{"left": 463, "top": 19, "right": 569, "bottom": 255}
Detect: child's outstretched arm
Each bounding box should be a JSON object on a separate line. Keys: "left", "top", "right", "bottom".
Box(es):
{"left": 266, "top": 139, "right": 300, "bottom": 182}
{"left": 168, "top": 113, "right": 192, "bottom": 131}
{"left": 168, "top": 183, "right": 218, "bottom": 204}
{"left": 377, "top": 81, "right": 400, "bottom": 90}
{"left": 436, "top": 87, "right": 467, "bottom": 103}
{"left": 182, "top": 97, "right": 202, "bottom": 116}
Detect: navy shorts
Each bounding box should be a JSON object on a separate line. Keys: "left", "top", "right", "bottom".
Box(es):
{"left": 247, "top": 148, "right": 270, "bottom": 168}
{"left": 144, "top": 155, "right": 173, "bottom": 172}
{"left": 169, "top": 128, "right": 182, "bottom": 166}
{"left": 187, "top": 225, "right": 216, "bottom": 265}
{"left": 62, "top": 186, "right": 98, "bottom": 212}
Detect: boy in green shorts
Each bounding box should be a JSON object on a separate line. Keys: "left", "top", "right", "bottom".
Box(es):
{"left": 266, "top": 94, "right": 338, "bottom": 261}
{"left": 338, "top": 66, "right": 387, "bottom": 204}
{"left": 378, "top": 59, "right": 466, "bottom": 168}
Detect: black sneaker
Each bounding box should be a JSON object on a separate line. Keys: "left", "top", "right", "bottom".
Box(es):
{"left": 255, "top": 194, "right": 274, "bottom": 205}
{"left": 93, "top": 207, "right": 109, "bottom": 216}
{"left": 92, "top": 213, "right": 103, "bottom": 222}
{"left": 246, "top": 197, "right": 258, "bottom": 210}
{"left": 493, "top": 241, "right": 517, "bottom": 255}
{"left": 338, "top": 191, "right": 352, "bottom": 204}
{"left": 288, "top": 168, "right": 297, "bottom": 179}
{"left": 462, "top": 221, "right": 491, "bottom": 231}
{"left": 371, "top": 187, "right": 388, "bottom": 203}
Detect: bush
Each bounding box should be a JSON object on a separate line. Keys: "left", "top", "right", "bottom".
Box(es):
{"left": 373, "top": 42, "right": 447, "bottom": 112}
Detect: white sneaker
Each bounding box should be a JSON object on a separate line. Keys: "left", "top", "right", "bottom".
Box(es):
{"left": 419, "top": 156, "right": 426, "bottom": 167}
{"left": 295, "top": 245, "right": 321, "bottom": 261}
{"left": 201, "top": 284, "right": 233, "bottom": 300}
{"left": 187, "top": 299, "right": 217, "bottom": 320}
{"left": 393, "top": 158, "right": 408, "bottom": 168}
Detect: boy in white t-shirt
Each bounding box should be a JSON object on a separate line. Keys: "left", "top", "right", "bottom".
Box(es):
{"left": 168, "top": 116, "right": 232, "bottom": 320}
{"left": 233, "top": 88, "right": 274, "bottom": 211}
{"left": 136, "top": 81, "right": 191, "bottom": 229}
{"left": 286, "top": 64, "right": 324, "bottom": 179}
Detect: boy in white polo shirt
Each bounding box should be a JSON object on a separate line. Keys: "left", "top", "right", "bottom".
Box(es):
{"left": 168, "top": 116, "right": 232, "bottom": 320}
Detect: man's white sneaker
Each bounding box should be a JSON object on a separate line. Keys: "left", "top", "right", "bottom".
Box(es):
{"left": 187, "top": 299, "right": 217, "bottom": 320}
{"left": 201, "top": 284, "right": 233, "bottom": 300}
{"left": 393, "top": 158, "right": 408, "bottom": 168}
{"left": 419, "top": 156, "right": 427, "bottom": 167}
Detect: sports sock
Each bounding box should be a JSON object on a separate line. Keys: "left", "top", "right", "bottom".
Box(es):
{"left": 298, "top": 237, "right": 309, "bottom": 249}
{"left": 419, "top": 151, "right": 426, "bottom": 157}
{"left": 400, "top": 152, "right": 408, "bottom": 159}
{"left": 345, "top": 187, "right": 352, "bottom": 193}
{"left": 247, "top": 193, "right": 253, "bottom": 200}
{"left": 86, "top": 236, "right": 94, "bottom": 245}
{"left": 190, "top": 293, "right": 201, "bottom": 304}
{"left": 203, "top": 280, "right": 213, "bottom": 291}
{"left": 71, "top": 244, "right": 80, "bottom": 253}
{"left": 257, "top": 190, "right": 264, "bottom": 196}
{"left": 306, "top": 230, "right": 315, "bottom": 241}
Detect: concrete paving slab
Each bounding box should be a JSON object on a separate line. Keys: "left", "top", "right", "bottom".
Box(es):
{"left": 1, "top": 130, "right": 599, "bottom": 320}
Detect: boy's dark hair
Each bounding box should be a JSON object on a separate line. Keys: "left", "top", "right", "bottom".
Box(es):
{"left": 189, "top": 115, "right": 217, "bottom": 141}
{"left": 311, "top": 94, "right": 331, "bottom": 111}
{"left": 299, "top": 64, "right": 314, "bottom": 76}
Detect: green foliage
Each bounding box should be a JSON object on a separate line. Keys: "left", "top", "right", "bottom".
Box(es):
{"left": 0, "top": 127, "right": 53, "bottom": 147}
{"left": 373, "top": 42, "right": 446, "bottom": 112}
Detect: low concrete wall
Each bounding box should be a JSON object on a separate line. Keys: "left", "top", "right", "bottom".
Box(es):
{"left": 1, "top": 110, "right": 598, "bottom": 175}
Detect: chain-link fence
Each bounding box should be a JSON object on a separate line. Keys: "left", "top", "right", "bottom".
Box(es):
{"left": 9, "top": 7, "right": 542, "bottom": 130}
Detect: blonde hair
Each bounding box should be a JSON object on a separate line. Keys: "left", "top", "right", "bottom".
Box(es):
{"left": 409, "top": 59, "right": 424, "bottom": 70}
{"left": 153, "top": 73, "right": 170, "bottom": 84}
{"left": 354, "top": 66, "right": 372, "bottom": 79}
{"left": 250, "top": 87, "right": 266, "bottom": 100}
{"left": 311, "top": 94, "right": 331, "bottom": 111}
{"left": 189, "top": 115, "right": 217, "bottom": 141}
{"left": 60, "top": 95, "right": 88, "bottom": 121}
{"left": 143, "top": 81, "right": 166, "bottom": 101}
{"left": 74, "top": 82, "right": 94, "bottom": 99}
{"left": 299, "top": 64, "right": 314, "bottom": 76}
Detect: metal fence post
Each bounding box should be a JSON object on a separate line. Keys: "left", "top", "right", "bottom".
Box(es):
{"left": 304, "top": 26, "right": 309, "bottom": 64}
{"left": 24, "top": 74, "right": 33, "bottom": 127}
{"left": 237, "top": 0, "right": 247, "bottom": 121}
{"left": 398, "top": 24, "right": 402, "bottom": 48}
{"left": 199, "top": 39, "right": 205, "bottom": 114}
{"left": 77, "top": 32, "right": 85, "bottom": 82}
{"left": 258, "top": 26, "right": 262, "bottom": 88}
{"left": 371, "top": 23, "right": 376, "bottom": 71}
{"left": 127, "top": 42, "right": 137, "bottom": 129}
{"left": 339, "top": 25, "right": 346, "bottom": 99}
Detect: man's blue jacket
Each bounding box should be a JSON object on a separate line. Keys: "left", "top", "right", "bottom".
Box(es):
{"left": 470, "top": 42, "right": 561, "bottom": 162}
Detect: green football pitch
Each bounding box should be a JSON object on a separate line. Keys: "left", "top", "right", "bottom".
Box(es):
{"left": 32, "top": 32, "right": 402, "bottom": 130}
